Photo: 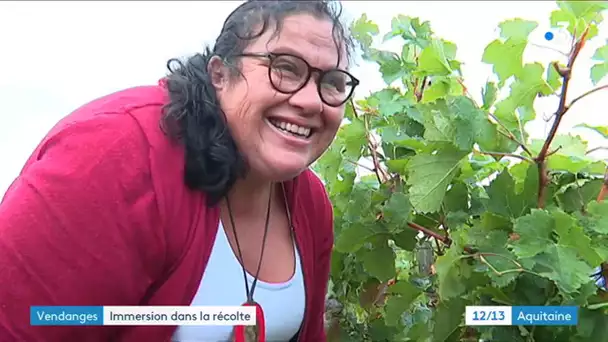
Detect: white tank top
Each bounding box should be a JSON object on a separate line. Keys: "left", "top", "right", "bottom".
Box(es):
{"left": 172, "top": 222, "right": 306, "bottom": 342}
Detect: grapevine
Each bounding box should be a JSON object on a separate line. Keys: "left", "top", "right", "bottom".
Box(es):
{"left": 316, "top": 1, "right": 608, "bottom": 341}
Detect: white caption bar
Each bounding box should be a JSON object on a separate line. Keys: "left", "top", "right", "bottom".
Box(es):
{"left": 103, "top": 306, "right": 256, "bottom": 326}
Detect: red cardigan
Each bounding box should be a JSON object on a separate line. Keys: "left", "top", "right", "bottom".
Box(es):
{"left": 0, "top": 83, "right": 334, "bottom": 342}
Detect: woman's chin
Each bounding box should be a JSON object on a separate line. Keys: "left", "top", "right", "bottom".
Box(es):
{"left": 253, "top": 155, "right": 312, "bottom": 182}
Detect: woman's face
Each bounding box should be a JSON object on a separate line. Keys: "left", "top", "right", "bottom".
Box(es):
{"left": 211, "top": 14, "right": 350, "bottom": 183}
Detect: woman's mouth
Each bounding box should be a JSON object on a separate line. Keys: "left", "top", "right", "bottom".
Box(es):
{"left": 268, "top": 118, "right": 313, "bottom": 139}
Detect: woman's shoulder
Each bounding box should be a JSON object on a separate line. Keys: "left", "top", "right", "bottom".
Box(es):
{"left": 43, "top": 82, "right": 169, "bottom": 149}
{"left": 26, "top": 82, "right": 180, "bottom": 174}
{"left": 11, "top": 82, "right": 187, "bottom": 208}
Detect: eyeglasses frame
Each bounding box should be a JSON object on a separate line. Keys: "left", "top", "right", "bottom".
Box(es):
{"left": 233, "top": 52, "right": 360, "bottom": 107}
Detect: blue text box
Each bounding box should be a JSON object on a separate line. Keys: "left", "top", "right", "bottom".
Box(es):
{"left": 30, "top": 306, "right": 103, "bottom": 326}
{"left": 512, "top": 306, "right": 578, "bottom": 326}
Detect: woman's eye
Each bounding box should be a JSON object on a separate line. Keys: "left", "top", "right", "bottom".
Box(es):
{"left": 274, "top": 63, "right": 298, "bottom": 73}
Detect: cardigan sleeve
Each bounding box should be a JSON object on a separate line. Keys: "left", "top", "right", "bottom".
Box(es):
{"left": 0, "top": 113, "right": 164, "bottom": 341}
{"left": 306, "top": 172, "right": 335, "bottom": 341}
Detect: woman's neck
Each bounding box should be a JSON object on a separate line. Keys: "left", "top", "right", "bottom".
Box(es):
{"left": 222, "top": 177, "right": 277, "bottom": 218}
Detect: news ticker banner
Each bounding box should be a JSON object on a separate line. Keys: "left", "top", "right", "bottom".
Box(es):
{"left": 31, "top": 305, "right": 578, "bottom": 326}
{"left": 31, "top": 306, "right": 256, "bottom": 326}
{"left": 465, "top": 306, "right": 578, "bottom": 326}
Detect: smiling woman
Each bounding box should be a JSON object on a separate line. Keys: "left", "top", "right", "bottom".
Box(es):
{"left": 0, "top": 1, "right": 358, "bottom": 342}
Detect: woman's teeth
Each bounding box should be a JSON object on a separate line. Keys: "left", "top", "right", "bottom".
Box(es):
{"left": 269, "top": 119, "right": 311, "bottom": 138}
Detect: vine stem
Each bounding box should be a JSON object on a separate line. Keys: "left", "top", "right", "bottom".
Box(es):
{"left": 597, "top": 167, "right": 608, "bottom": 202}
{"left": 475, "top": 253, "right": 544, "bottom": 279}
{"left": 406, "top": 222, "right": 451, "bottom": 245}
{"left": 404, "top": 222, "right": 476, "bottom": 253}
{"left": 488, "top": 113, "right": 534, "bottom": 157}
{"left": 344, "top": 159, "right": 375, "bottom": 173}
{"left": 415, "top": 76, "right": 428, "bottom": 102}
{"left": 536, "top": 27, "right": 590, "bottom": 208}
{"left": 597, "top": 170, "right": 608, "bottom": 296}
{"left": 569, "top": 84, "right": 608, "bottom": 108}
{"left": 586, "top": 146, "right": 608, "bottom": 155}
{"left": 473, "top": 148, "right": 534, "bottom": 163}
{"left": 479, "top": 256, "right": 523, "bottom": 276}
{"left": 350, "top": 99, "right": 391, "bottom": 184}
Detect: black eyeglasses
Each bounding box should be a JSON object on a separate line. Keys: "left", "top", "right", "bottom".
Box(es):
{"left": 235, "top": 52, "right": 359, "bottom": 107}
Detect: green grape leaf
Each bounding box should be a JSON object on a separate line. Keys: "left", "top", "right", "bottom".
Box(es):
{"left": 367, "top": 319, "right": 400, "bottom": 342}
{"left": 432, "top": 298, "right": 467, "bottom": 342}
{"left": 365, "top": 49, "right": 407, "bottom": 85}
{"left": 419, "top": 97, "right": 494, "bottom": 151}
{"left": 421, "top": 77, "right": 451, "bottom": 103}
{"left": 435, "top": 247, "right": 470, "bottom": 300}
{"left": 443, "top": 182, "right": 468, "bottom": 212}
{"left": 465, "top": 222, "right": 519, "bottom": 288}
{"left": 557, "top": 179, "right": 604, "bottom": 212}
{"left": 532, "top": 135, "right": 589, "bottom": 172}
{"left": 553, "top": 209, "right": 603, "bottom": 266}
{"left": 418, "top": 39, "right": 454, "bottom": 76}
{"left": 368, "top": 88, "right": 409, "bottom": 117}
{"left": 384, "top": 296, "right": 409, "bottom": 326}
{"left": 585, "top": 201, "right": 608, "bottom": 234}
{"left": 419, "top": 102, "right": 455, "bottom": 143}
{"left": 558, "top": 1, "right": 608, "bottom": 19}
{"left": 384, "top": 14, "right": 412, "bottom": 41}
{"left": 406, "top": 147, "right": 468, "bottom": 213}
{"left": 362, "top": 244, "right": 397, "bottom": 282}
{"left": 493, "top": 63, "right": 553, "bottom": 134}
{"left": 383, "top": 191, "right": 412, "bottom": 228}
{"left": 392, "top": 228, "right": 418, "bottom": 252}
{"left": 550, "top": 7, "right": 577, "bottom": 29}
{"left": 533, "top": 244, "right": 595, "bottom": 294}
{"left": 389, "top": 279, "right": 423, "bottom": 297}
{"left": 546, "top": 62, "right": 563, "bottom": 93}
{"left": 510, "top": 209, "right": 555, "bottom": 259}
{"left": 351, "top": 13, "right": 379, "bottom": 49}
{"left": 482, "top": 38, "right": 526, "bottom": 84}
{"left": 335, "top": 117, "right": 366, "bottom": 164}
{"left": 451, "top": 96, "right": 497, "bottom": 152}
{"left": 343, "top": 185, "right": 374, "bottom": 223}
{"left": 575, "top": 123, "right": 608, "bottom": 139}
{"left": 484, "top": 170, "right": 533, "bottom": 219}
{"left": 482, "top": 19, "right": 538, "bottom": 86}
{"left": 509, "top": 161, "right": 530, "bottom": 191}
{"left": 530, "top": 135, "right": 596, "bottom": 174}
{"left": 591, "top": 43, "right": 608, "bottom": 85}
{"left": 498, "top": 18, "right": 539, "bottom": 41}
{"left": 409, "top": 17, "right": 433, "bottom": 42}
{"left": 482, "top": 81, "right": 498, "bottom": 110}
{"left": 551, "top": 2, "right": 605, "bottom": 41}
{"left": 385, "top": 281, "right": 423, "bottom": 326}
{"left": 576, "top": 308, "right": 608, "bottom": 341}
{"left": 485, "top": 327, "right": 528, "bottom": 342}
{"left": 334, "top": 223, "right": 375, "bottom": 253}
{"left": 482, "top": 18, "right": 537, "bottom": 85}
{"left": 385, "top": 15, "right": 433, "bottom": 47}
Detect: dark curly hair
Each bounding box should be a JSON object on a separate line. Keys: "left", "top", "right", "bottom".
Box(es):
{"left": 160, "top": 0, "right": 355, "bottom": 206}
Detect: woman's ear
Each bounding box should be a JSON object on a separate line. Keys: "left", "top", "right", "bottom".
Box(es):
{"left": 207, "top": 56, "right": 228, "bottom": 90}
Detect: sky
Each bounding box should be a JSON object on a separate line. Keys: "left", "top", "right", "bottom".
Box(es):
{"left": 0, "top": 1, "right": 607, "bottom": 196}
